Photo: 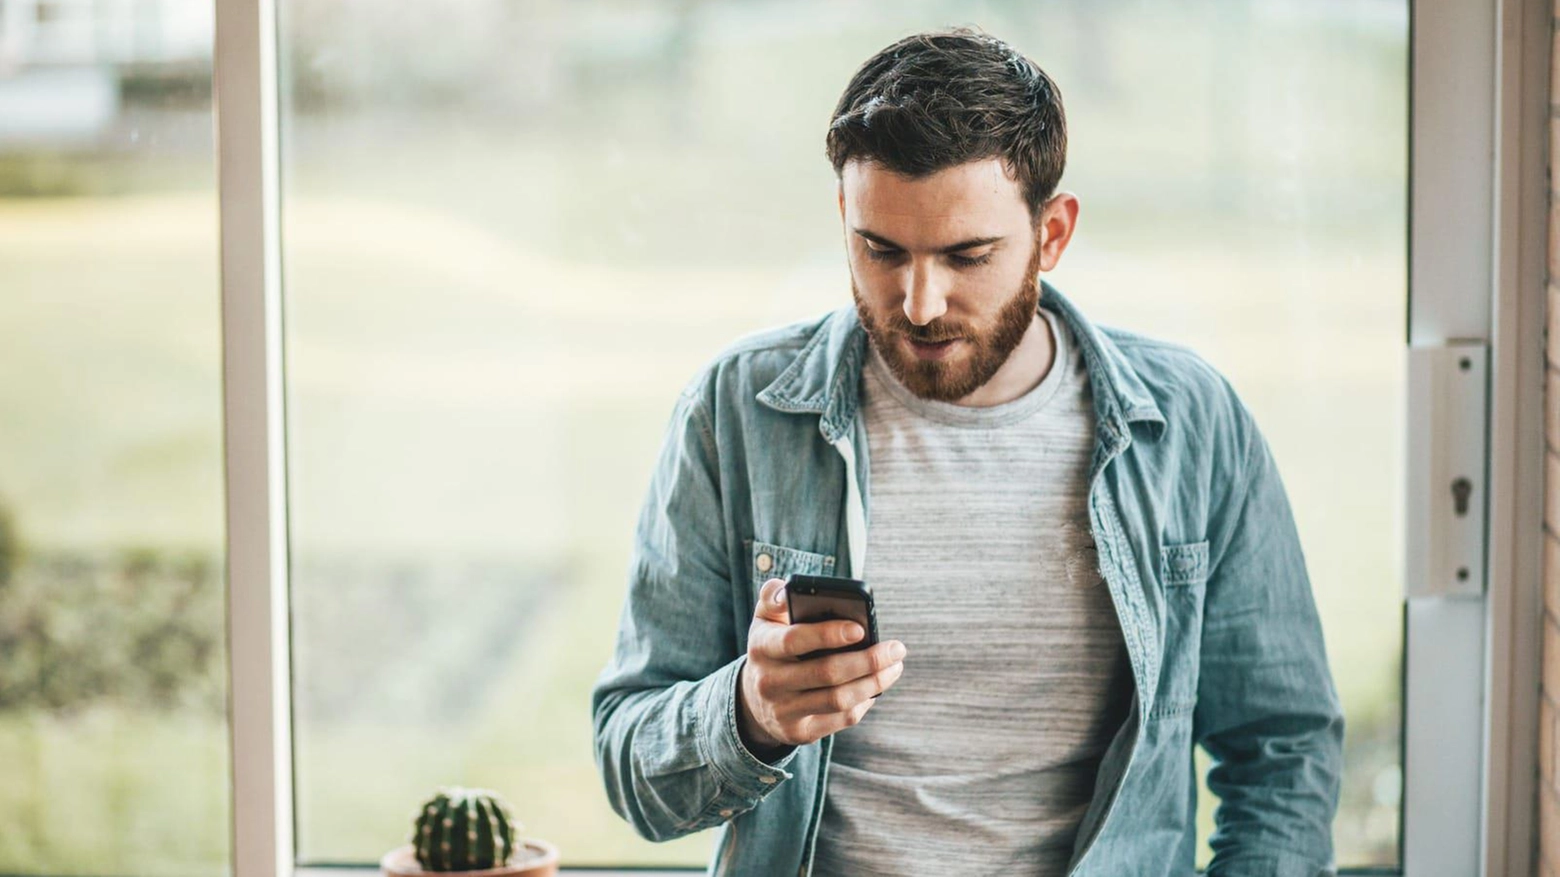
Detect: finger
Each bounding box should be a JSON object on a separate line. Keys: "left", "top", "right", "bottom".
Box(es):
{"left": 794, "top": 640, "right": 907, "bottom": 690}
{"left": 788, "top": 660, "right": 904, "bottom": 719}
{"left": 777, "top": 618, "right": 866, "bottom": 659}
{"left": 747, "top": 579, "right": 802, "bottom": 661}
{"left": 753, "top": 577, "right": 790, "bottom": 623}
{"left": 751, "top": 616, "right": 861, "bottom": 664}
{"left": 799, "top": 690, "right": 879, "bottom": 739}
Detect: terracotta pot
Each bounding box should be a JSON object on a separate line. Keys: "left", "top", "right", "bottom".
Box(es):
{"left": 379, "top": 841, "right": 560, "bottom": 877}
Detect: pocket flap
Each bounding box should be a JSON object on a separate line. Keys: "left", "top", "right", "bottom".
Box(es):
{"left": 1160, "top": 540, "right": 1210, "bottom": 586}
{"left": 747, "top": 539, "right": 836, "bottom": 588}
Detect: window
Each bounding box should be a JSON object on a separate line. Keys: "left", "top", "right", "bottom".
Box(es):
{"left": 275, "top": 0, "right": 1404, "bottom": 869}
{"left": 0, "top": 0, "right": 228, "bottom": 872}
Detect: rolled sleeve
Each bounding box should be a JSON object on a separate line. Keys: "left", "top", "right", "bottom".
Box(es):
{"left": 697, "top": 654, "right": 800, "bottom": 796}
{"left": 592, "top": 389, "right": 798, "bottom": 842}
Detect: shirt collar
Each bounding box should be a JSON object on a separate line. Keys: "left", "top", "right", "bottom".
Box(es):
{"left": 756, "top": 279, "right": 1167, "bottom": 446}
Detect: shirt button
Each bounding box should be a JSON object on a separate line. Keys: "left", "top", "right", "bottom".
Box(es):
{"left": 755, "top": 553, "right": 773, "bottom": 573}
{"left": 759, "top": 775, "right": 777, "bottom": 784}
{"left": 719, "top": 808, "right": 734, "bottom": 818}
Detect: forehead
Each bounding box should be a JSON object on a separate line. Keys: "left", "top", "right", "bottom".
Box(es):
{"left": 840, "top": 157, "right": 1029, "bottom": 239}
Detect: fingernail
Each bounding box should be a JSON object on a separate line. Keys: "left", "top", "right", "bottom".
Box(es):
{"left": 847, "top": 623, "right": 863, "bottom": 641}
{"left": 891, "top": 642, "right": 906, "bottom": 660}
{"left": 773, "top": 586, "right": 786, "bottom": 605}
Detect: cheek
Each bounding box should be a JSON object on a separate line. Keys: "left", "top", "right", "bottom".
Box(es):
{"left": 975, "top": 259, "right": 1026, "bottom": 296}
{"left": 850, "top": 259, "right": 896, "bottom": 300}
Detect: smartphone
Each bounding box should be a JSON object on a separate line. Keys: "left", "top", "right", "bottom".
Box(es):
{"left": 785, "top": 573, "right": 880, "bottom": 664}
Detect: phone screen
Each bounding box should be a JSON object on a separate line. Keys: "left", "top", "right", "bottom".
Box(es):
{"left": 789, "top": 591, "right": 869, "bottom": 628}
{"left": 787, "top": 577, "right": 877, "bottom": 662}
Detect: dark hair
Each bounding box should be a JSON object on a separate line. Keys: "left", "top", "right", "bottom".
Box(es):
{"left": 825, "top": 27, "right": 1067, "bottom": 221}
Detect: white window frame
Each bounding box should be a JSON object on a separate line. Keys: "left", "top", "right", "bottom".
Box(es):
{"left": 216, "top": 0, "right": 291, "bottom": 873}
{"left": 215, "top": 0, "right": 1551, "bottom": 873}
{"left": 1403, "top": 0, "right": 1549, "bottom": 873}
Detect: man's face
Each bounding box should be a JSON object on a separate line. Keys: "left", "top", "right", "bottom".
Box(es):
{"left": 839, "top": 157, "right": 1061, "bottom": 403}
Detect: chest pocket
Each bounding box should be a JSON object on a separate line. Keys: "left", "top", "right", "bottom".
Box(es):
{"left": 745, "top": 538, "right": 836, "bottom": 592}
{"left": 1153, "top": 539, "right": 1210, "bottom": 721}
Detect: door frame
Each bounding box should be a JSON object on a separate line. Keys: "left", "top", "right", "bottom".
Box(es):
{"left": 1404, "top": 0, "right": 1549, "bottom": 873}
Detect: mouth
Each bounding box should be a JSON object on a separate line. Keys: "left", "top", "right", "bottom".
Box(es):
{"left": 907, "top": 336, "right": 960, "bottom": 360}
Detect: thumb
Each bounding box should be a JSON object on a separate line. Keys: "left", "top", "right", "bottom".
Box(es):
{"left": 754, "top": 577, "right": 790, "bottom": 622}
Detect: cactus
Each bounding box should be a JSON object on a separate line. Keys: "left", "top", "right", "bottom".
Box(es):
{"left": 411, "top": 786, "right": 521, "bottom": 871}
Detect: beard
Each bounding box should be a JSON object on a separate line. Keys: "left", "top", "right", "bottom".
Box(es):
{"left": 852, "top": 240, "right": 1044, "bottom": 403}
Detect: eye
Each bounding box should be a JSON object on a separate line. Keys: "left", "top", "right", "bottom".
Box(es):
{"left": 864, "top": 246, "right": 992, "bottom": 267}
{"left": 950, "top": 252, "right": 993, "bottom": 268}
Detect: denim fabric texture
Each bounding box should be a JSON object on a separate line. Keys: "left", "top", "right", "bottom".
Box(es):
{"left": 590, "top": 280, "right": 1344, "bottom": 877}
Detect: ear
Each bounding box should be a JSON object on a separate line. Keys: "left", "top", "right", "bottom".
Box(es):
{"left": 1035, "top": 193, "right": 1080, "bottom": 272}
{"left": 837, "top": 182, "right": 846, "bottom": 222}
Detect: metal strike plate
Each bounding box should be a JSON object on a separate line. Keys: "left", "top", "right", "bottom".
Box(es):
{"left": 1405, "top": 341, "right": 1488, "bottom": 599}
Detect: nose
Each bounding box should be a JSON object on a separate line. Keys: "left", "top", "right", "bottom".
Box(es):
{"left": 902, "top": 263, "right": 950, "bottom": 326}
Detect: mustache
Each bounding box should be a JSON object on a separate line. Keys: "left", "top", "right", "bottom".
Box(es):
{"left": 881, "top": 316, "right": 970, "bottom": 343}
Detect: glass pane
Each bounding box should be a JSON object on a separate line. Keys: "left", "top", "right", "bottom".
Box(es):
{"left": 280, "top": 0, "right": 1404, "bottom": 868}
{"left": 0, "top": 0, "right": 228, "bottom": 874}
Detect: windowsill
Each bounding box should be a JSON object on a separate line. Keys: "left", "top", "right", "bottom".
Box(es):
{"left": 298, "top": 865, "right": 704, "bottom": 876}
{"left": 298, "top": 866, "right": 1403, "bottom": 876}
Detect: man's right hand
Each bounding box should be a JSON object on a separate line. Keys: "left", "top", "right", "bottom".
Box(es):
{"left": 736, "top": 576, "right": 908, "bottom": 755}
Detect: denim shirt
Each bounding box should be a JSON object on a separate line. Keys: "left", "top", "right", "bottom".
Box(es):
{"left": 591, "top": 280, "right": 1344, "bottom": 877}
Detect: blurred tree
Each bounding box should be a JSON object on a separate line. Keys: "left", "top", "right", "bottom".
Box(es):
{"left": 0, "top": 499, "right": 16, "bottom": 590}
{"left": 0, "top": 511, "right": 225, "bottom": 717}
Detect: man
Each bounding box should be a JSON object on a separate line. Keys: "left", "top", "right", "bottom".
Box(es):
{"left": 592, "top": 27, "right": 1343, "bottom": 877}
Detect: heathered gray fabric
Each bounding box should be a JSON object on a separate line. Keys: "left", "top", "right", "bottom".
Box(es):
{"left": 811, "top": 306, "right": 1135, "bottom": 877}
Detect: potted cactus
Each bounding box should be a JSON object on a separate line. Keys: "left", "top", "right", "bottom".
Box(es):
{"left": 380, "top": 786, "right": 559, "bottom": 877}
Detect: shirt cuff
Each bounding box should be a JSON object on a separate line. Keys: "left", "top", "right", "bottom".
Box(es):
{"left": 697, "top": 654, "right": 799, "bottom": 799}
{"left": 1205, "top": 851, "right": 1335, "bottom": 877}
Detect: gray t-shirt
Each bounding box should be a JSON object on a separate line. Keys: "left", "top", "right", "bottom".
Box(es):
{"left": 811, "top": 307, "right": 1134, "bottom": 877}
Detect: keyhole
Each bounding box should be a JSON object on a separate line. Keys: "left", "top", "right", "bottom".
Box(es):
{"left": 1451, "top": 477, "right": 1473, "bottom": 517}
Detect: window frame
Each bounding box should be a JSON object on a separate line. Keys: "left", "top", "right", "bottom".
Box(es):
{"left": 1402, "top": 0, "right": 1549, "bottom": 873}
{"left": 217, "top": 0, "right": 292, "bottom": 873}
{"left": 212, "top": 0, "right": 1550, "bottom": 873}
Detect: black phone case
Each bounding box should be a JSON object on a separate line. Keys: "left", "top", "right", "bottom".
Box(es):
{"left": 784, "top": 573, "right": 880, "bottom": 662}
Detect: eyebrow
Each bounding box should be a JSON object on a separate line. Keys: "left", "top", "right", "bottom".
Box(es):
{"left": 852, "top": 228, "right": 1005, "bottom": 254}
